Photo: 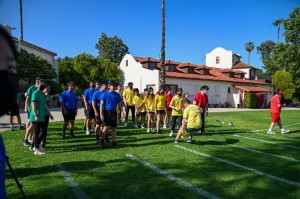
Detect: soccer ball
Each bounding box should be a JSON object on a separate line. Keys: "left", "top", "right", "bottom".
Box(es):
{"left": 227, "top": 121, "right": 233, "bottom": 126}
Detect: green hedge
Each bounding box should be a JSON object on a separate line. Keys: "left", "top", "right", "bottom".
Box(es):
{"left": 244, "top": 93, "right": 257, "bottom": 108}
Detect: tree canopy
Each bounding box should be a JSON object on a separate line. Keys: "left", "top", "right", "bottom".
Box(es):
{"left": 258, "top": 7, "right": 300, "bottom": 100}
{"left": 17, "top": 49, "right": 56, "bottom": 83}
{"left": 95, "top": 33, "right": 129, "bottom": 64}
{"left": 272, "top": 70, "right": 295, "bottom": 100}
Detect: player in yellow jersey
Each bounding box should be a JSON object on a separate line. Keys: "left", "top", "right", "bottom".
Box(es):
{"left": 133, "top": 88, "right": 146, "bottom": 128}
{"left": 154, "top": 86, "right": 167, "bottom": 135}
{"left": 174, "top": 99, "right": 202, "bottom": 143}
{"left": 144, "top": 87, "right": 155, "bottom": 133}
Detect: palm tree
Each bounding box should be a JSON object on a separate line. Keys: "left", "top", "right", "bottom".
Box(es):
{"left": 256, "top": 40, "right": 276, "bottom": 60}
{"left": 273, "top": 18, "right": 283, "bottom": 44}
{"left": 160, "top": 0, "right": 166, "bottom": 87}
{"left": 245, "top": 42, "right": 255, "bottom": 65}
{"left": 20, "top": 0, "right": 23, "bottom": 41}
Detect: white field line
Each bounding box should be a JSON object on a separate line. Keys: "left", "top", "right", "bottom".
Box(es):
{"left": 209, "top": 139, "right": 300, "bottom": 163}
{"left": 234, "top": 135, "right": 300, "bottom": 150}
{"left": 126, "top": 154, "right": 220, "bottom": 199}
{"left": 56, "top": 164, "right": 89, "bottom": 199}
{"left": 255, "top": 133, "right": 300, "bottom": 142}
{"left": 175, "top": 145, "right": 300, "bottom": 188}
{"left": 250, "top": 122, "right": 300, "bottom": 132}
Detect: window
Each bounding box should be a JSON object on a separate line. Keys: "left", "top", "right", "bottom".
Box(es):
{"left": 126, "top": 60, "right": 128, "bottom": 66}
{"left": 188, "top": 68, "right": 194, "bottom": 73}
{"left": 214, "top": 86, "right": 220, "bottom": 97}
{"left": 216, "top": 56, "right": 220, "bottom": 64}
{"left": 149, "top": 62, "right": 156, "bottom": 70}
{"left": 228, "top": 87, "right": 231, "bottom": 93}
{"left": 169, "top": 65, "right": 175, "bottom": 72}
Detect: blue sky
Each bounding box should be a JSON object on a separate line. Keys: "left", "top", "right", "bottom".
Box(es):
{"left": 1, "top": 0, "right": 299, "bottom": 70}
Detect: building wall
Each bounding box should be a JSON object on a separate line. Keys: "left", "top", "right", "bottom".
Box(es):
{"left": 120, "top": 54, "right": 159, "bottom": 92}
{"left": 206, "top": 47, "right": 233, "bottom": 69}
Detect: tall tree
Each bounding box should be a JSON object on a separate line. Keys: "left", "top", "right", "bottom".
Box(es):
{"left": 272, "top": 70, "right": 295, "bottom": 100}
{"left": 256, "top": 40, "right": 276, "bottom": 60}
{"left": 160, "top": 0, "right": 166, "bottom": 87}
{"left": 272, "top": 18, "right": 283, "bottom": 44}
{"left": 245, "top": 42, "right": 255, "bottom": 65}
{"left": 95, "top": 33, "right": 129, "bottom": 64}
{"left": 17, "top": 49, "right": 56, "bottom": 83}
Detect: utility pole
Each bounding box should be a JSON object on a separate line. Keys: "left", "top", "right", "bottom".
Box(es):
{"left": 20, "top": 0, "right": 23, "bottom": 41}
{"left": 160, "top": 0, "right": 166, "bottom": 87}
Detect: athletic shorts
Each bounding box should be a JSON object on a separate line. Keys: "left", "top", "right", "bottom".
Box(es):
{"left": 185, "top": 127, "right": 200, "bottom": 133}
{"left": 62, "top": 109, "right": 76, "bottom": 122}
{"left": 94, "top": 106, "right": 103, "bottom": 125}
{"left": 85, "top": 104, "right": 95, "bottom": 119}
{"left": 271, "top": 112, "right": 281, "bottom": 123}
{"left": 102, "top": 110, "right": 117, "bottom": 127}
{"left": 136, "top": 112, "right": 146, "bottom": 117}
{"left": 7, "top": 102, "right": 20, "bottom": 116}
{"left": 156, "top": 110, "right": 165, "bottom": 115}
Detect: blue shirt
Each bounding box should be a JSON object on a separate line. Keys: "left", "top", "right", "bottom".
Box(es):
{"left": 59, "top": 90, "right": 78, "bottom": 110}
{"left": 83, "top": 88, "right": 96, "bottom": 105}
{"left": 92, "top": 90, "right": 104, "bottom": 107}
{"left": 100, "top": 91, "right": 122, "bottom": 111}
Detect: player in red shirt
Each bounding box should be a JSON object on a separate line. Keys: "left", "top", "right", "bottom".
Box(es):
{"left": 267, "top": 90, "right": 289, "bottom": 134}
{"left": 193, "top": 85, "right": 209, "bottom": 135}
{"left": 164, "top": 88, "right": 173, "bottom": 128}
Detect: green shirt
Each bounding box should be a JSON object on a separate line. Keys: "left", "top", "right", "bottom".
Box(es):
{"left": 29, "top": 90, "right": 47, "bottom": 122}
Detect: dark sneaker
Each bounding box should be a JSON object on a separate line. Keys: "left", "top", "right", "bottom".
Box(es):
{"left": 70, "top": 132, "right": 75, "bottom": 138}
{"left": 112, "top": 142, "right": 119, "bottom": 149}
{"left": 62, "top": 132, "right": 65, "bottom": 138}
{"left": 99, "top": 139, "right": 105, "bottom": 148}
{"left": 105, "top": 134, "right": 110, "bottom": 143}
{"left": 22, "top": 139, "right": 30, "bottom": 146}
{"left": 156, "top": 131, "right": 162, "bottom": 135}
{"left": 174, "top": 139, "right": 178, "bottom": 144}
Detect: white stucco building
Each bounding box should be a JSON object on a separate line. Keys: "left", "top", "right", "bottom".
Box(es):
{"left": 120, "top": 47, "right": 274, "bottom": 108}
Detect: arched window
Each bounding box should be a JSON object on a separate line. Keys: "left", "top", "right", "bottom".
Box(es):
{"left": 216, "top": 56, "right": 220, "bottom": 64}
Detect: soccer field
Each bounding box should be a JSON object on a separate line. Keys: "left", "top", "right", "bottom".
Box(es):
{"left": 2, "top": 110, "right": 300, "bottom": 199}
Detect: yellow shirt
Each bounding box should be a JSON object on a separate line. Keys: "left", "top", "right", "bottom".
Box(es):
{"left": 170, "top": 95, "right": 184, "bottom": 116}
{"left": 122, "top": 88, "right": 134, "bottom": 106}
{"left": 183, "top": 104, "right": 202, "bottom": 129}
{"left": 144, "top": 94, "right": 155, "bottom": 112}
{"left": 155, "top": 94, "right": 166, "bottom": 111}
{"left": 133, "top": 95, "right": 145, "bottom": 112}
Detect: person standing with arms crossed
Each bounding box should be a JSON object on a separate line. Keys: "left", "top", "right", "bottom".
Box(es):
{"left": 59, "top": 82, "right": 78, "bottom": 138}
{"left": 193, "top": 85, "right": 209, "bottom": 136}
{"left": 267, "top": 90, "right": 290, "bottom": 134}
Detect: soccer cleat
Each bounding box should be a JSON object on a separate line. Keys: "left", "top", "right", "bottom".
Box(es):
{"left": 112, "top": 142, "right": 119, "bottom": 149}
{"left": 267, "top": 130, "right": 276, "bottom": 134}
{"left": 86, "top": 129, "right": 90, "bottom": 135}
{"left": 281, "top": 129, "right": 290, "bottom": 134}
{"left": 147, "top": 128, "right": 150, "bottom": 133}
{"left": 169, "top": 131, "right": 174, "bottom": 137}
{"left": 34, "top": 148, "right": 45, "bottom": 155}
{"left": 141, "top": 124, "right": 145, "bottom": 129}
{"left": 29, "top": 146, "right": 36, "bottom": 151}
{"left": 124, "top": 123, "right": 129, "bottom": 128}
{"left": 174, "top": 139, "right": 178, "bottom": 143}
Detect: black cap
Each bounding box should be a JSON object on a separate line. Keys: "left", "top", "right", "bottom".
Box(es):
{"left": 177, "top": 88, "right": 183, "bottom": 92}
{"left": 128, "top": 82, "right": 133, "bottom": 86}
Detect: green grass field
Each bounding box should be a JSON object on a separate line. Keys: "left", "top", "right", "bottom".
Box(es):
{"left": 2, "top": 110, "right": 300, "bottom": 199}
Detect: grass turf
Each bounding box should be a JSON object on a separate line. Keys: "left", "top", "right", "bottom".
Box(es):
{"left": 1, "top": 110, "right": 300, "bottom": 198}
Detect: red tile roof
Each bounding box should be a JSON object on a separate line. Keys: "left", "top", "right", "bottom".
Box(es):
{"left": 133, "top": 56, "right": 271, "bottom": 86}
{"left": 232, "top": 61, "right": 260, "bottom": 70}
{"left": 234, "top": 85, "right": 272, "bottom": 92}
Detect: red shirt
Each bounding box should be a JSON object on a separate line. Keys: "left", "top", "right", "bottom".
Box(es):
{"left": 270, "top": 95, "right": 281, "bottom": 113}
{"left": 193, "top": 92, "right": 208, "bottom": 113}
{"left": 165, "top": 94, "right": 173, "bottom": 111}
